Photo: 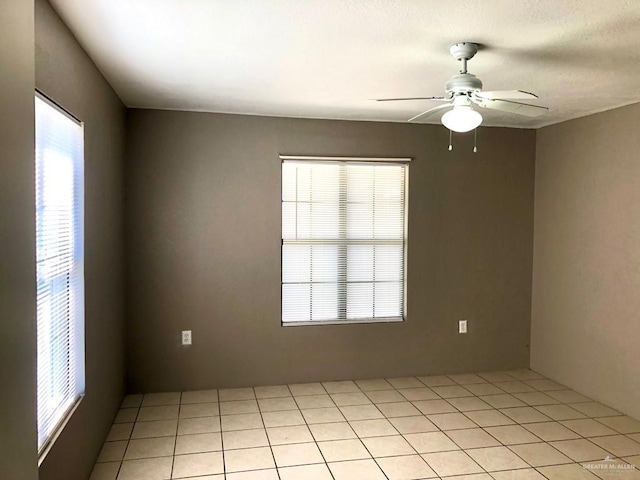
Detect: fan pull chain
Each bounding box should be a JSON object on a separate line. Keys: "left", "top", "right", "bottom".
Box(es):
{"left": 473, "top": 128, "right": 478, "bottom": 153}
{"left": 448, "top": 129, "right": 453, "bottom": 151}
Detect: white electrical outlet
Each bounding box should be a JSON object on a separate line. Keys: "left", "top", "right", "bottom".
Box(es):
{"left": 182, "top": 330, "right": 192, "bottom": 345}
{"left": 459, "top": 320, "right": 468, "bottom": 334}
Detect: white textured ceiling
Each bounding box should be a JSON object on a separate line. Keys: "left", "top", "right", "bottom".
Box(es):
{"left": 50, "top": 0, "right": 640, "bottom": 128}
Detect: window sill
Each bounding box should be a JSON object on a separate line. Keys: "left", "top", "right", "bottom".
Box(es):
{"left": 38, "top": 394, "right": 84, "bottom": 467}
{"left": 282, "top": 317, "right": 404, "bottom": 327}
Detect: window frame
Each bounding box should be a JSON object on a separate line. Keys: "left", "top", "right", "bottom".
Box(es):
{"left": 35, "top": 91, "right": 85, "bottom": 461}
{"left": 280, "top": 155, "right": 410, "bottom": 326}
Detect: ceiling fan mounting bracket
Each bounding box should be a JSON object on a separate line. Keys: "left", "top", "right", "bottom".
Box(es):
{"left": 449, "top": 42, "right": 479, "bottom": 61}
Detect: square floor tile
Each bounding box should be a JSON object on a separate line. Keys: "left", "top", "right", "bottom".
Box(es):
{"left": 309, "top": 422, "right": 357, "bottom": 441}
{"left": 355, "top": 379, "right": 394, "bottom": 391}
{"left": 490, "top": 468, "right": 548, "bottom": 480}
{"left": 301, "top": 407, "right": 345, "bottom": 424}
{"left": 413, "top": 399, "right": 458, "bottom": 415}
{"left": 267, "top": 425, "right": 313, "bottom": 445}
{"left": 404, "top": 431, "right": 459, "bottom": 453}
{"left": 590, "top": 435, "right": 640, "bottom": 456}
{"left": 509, "top": 442, "right": 573, "bottom": 467}
{"left": 177, "top": 416, "right": 220, "bottom": 435}
{"left": 223, "top": 428, "right": 269, "bottom": 450}
{"left": 505, "top": 370, "right": 544, "bottom": 381}
{"left": 262, "top": 409, "right": 305, "bottom": 427}
{"left": 289, "top": 383, "right": 326, "bottom": 396}
{"left": 278, "top": 463, "right": 333, "bottom": 480}
{"left": 546, "top": 390, "right": 592, "bottom": 404}
{"left": 535, "top": 404, "right": 586, "bottom": 421}
{"left": 218, "top": 388, "right": 255, "bottom": 402}
{"left": 418, "top": 375, "right": 456, "bottom": 387}
{"left": 89, "top": 461, "right": 120, "bottom": 480}
{"left": 581, "top": 458, "right": 640, "bottom": 480}
{"left": 446, "top": 428, "right": 501, "bottom": 449}
{"left": 253, "top": 385, "right": 291, "bottom": 399}
{"left": 389, "top": 416, "right": 438, "bottom": 434}
{"left": 118, "top": 456, "right": 173, "bottom": 480}
{"left": 137, "top": 405, "right": 179, "bottom": 422}
{"left": 224, "top": 446, "right": 275, "bottom": 473}
{"left": 179, "top": 403, "right": 219, "bottom": 419}
{"left": 122, "top": 394, "right": 144, "bottom": 408}
{"left": 486, "top": 425, "right": 542, "bottom": 445}
{"left": 466, "top": 384, "right": 507, "bottom": 396}
{"left": 522, "top": 422, "right": 580, "bottom": 442}
{"left": 465, "top": 409, "right": 514, "bottom": 427}
{"left": 258, "top": 397, "right": 297, "bottom": 412}
{"left": 272, "top": 442, "right": 324, "bottom": 467}
{"left": 328, "top": 459, "right": 387, "bottom": 480}
{"left": 350, "top": 418, "right": 398, "bottom": 437}
{"left": 121, "top": 423, "right": 159, "bottom": 448}
{"left": 537, "top": 463, "right": 600, "bottom": 480}
{"left": 362, "top": 435, "right": 415, "bottom": 457}
{"left": 322, "top": 380, "right": 360, "bottom": 393}
{"left": 125, "top": 437, "right": 175, "bottom": 460}
{"left": 107, "top": 423, "right": 134, "bottom": 441}
{"left": 513, "top": 392, "right": 559, "bottom": 406}
{"left": 366, "top": 390, "right": 406, "bottom": 404}
{"left": 181, "top": 390, "right": 218, "bottom": 405}
{"left": 378, "top": 402, "right": 422, "bottom": 418}
{"left": 449, "top": 373, "right": 487, "bottom": 385}
{"left": 388, "top": 377, "right": 424, "bottom": 389}
{"left": 596, "top": 416, "right": 640, "bottom": 434}
{"left": 495, "top": 382, "right": 536, "bottom": 394}
{"left": 330, "top": 392, "right": 371, "bottom": 407}
{"left": 428, "top": 412, "right": 477, "bottom": 430}
{"left": 221, "top": 413, "right": 263, "bottom": 431}
{"left": 524, "top": 380, "right": 566, "bottom": 392}
{"left": 500, "top": 407, "right": 551, "bottom": 424}
{"left": 570, "top": 402, "right": 620, "bottom": 418}
{"left": 115, "top": 408, "right": 139, "bottom": 423}
{"left": 226, "top": 470, "right": 277, "bottom": 480}
{"left": 398, "top": 388, "right": 440, "bottom": 401}
{"left": 431, "top": 385, "right": 474, "bottom": 398}
{"left": 421, "top": 450, "right": 483, "bottom": 476}
{"left": 220, "top": 400, "right": 259, "bottom": 415}
{"left": 477, "top": 372, "right": 514, "bottom": 383}
{"left": 448, "top": 397, "right": 493, "bottom": 412}
{"left": 377, "top": 454, "right": 438, "bottom": 479}
{"left": 550, "top": 439, "right": 611, "bottom": 462}
{"left": 561, "top": 419, "right": 618, "bottom": 437}
{"left": 623, "top": 455, "right": 640, "bottom": 467}
{"left": 340, "top": 404, "right": 384, "bottom": 421}
{"left": 481, "top": 394, "right": 527, "bottom": 409}
{"left": 142, "top": 392, "right": 181, "bottom": 407}
{"left": 466, "top": 446, "right": 530, "bottom": 471}
{"left": 175, "top": 433, "right": 221, "bottom": 455}
{"left": 318, "top": 438, "right": 371, "bottom": 461}
{"left": 172, "top": 452, "right": 224, "bottom": 478}
{"left": 97, "top": 441, "right": 127, "bottom": 462}
{"left": 295, "top": 394, "right": 335, "bottom": 409}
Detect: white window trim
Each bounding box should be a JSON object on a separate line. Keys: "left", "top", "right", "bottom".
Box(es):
{"left": 280, "top": 155, "right": 410, "bottom": 326}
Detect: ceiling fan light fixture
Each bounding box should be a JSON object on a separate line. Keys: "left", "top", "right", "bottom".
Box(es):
{"left": 441, "top": 105, "right": 483, "bottom": 132}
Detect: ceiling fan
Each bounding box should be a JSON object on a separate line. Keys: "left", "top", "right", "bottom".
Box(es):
{"left": 376, "top": 42, "right": 548, "bottom": 132}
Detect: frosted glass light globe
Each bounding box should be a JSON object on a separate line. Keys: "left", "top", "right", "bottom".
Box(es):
{"left": 441, "top": 106, "right": 483, "bottom": 132}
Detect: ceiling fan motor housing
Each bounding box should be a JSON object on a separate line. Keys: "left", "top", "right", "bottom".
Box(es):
{"left": 445, "top": 73, "right": 483, "bottom": 95}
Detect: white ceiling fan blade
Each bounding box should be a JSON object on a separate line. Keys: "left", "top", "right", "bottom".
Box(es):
{"left": 373, "top": 96, "right": 447, "bottom": 102}
{"left": 475, "top": 98, "right": 548, "bottom": 117}
{"left": 475, "top": 90, "right": 538, "bottom": 100}
{"left": 408, "top": 103, "right": 453, "bottom": 122}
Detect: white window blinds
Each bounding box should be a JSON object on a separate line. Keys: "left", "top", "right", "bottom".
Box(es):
{"left": 35, "top": 94, "right": 85, "bottom": 453}
{"left": 282, "top": 158, "right": 408, "bottom": 324}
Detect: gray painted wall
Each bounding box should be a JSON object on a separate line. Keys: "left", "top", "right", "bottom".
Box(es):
{"left": 0, "top": 1, "right": 38, "bottom": 479}
{"left": 125, "top": 109, "right": 536, "bottom": 392}
{"left": 532, "top": 103, "right": 640, "bottom": 420}
{"left": 35, "top": 1, "right": 127, "bottom": 478}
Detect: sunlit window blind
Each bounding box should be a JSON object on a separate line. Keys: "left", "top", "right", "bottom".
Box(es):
{"left": 282, "top": 158, "right": 408, "bottom": 324}
{"left": 35, "top": 94, "right": 85, "bottom": 453}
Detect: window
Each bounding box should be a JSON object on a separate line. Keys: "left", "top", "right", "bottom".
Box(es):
{"left": 281, "top": 156, "right": 409, "bottom": 325}
{"left": 35, "top": 94, "right": 85, "bottom": 454}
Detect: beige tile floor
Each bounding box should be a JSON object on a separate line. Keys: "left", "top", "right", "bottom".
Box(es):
{"left": 90, "top": 370, "right": 640, "bottom": 480}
